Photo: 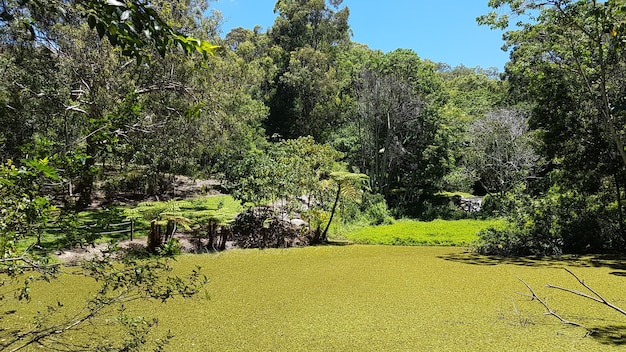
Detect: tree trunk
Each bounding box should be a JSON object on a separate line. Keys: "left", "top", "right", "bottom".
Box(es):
{"left": 614, "top": 174, "right": 626, "bottom": 245}
{"left": 147, "top": 221, "right": 162, "bottom": 253}
{"left": 165, "top": 220, "right": 176, "bottom": 243}
{"left": 76, "top": 136, "right": 96, "bottom": 209}
{"left": 321, "top": 183, "right": 341, "bottom": 243}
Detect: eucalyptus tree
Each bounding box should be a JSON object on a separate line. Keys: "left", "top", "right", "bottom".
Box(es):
{"left": 266, "top": 0, "right": 351, "bottom": 141}
{"left": 354, "top": 49, "right": 450, "bottom": 213}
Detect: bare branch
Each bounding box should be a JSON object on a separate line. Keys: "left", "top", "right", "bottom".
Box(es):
{"left": 547, "top": 268, "right": 626, "bottom": 316}
{"left": 64, "top": 104, "right": 87, "bottom": 114}
{"left": 518, "top": 277, "right": 592, "bottom": 333}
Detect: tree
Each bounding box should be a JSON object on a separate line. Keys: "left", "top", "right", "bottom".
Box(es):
{"left": 0, "top": 0, "right": 218, "bottom": 62}
{"left": 477, "top": 0, "right": 626, "bottom": 250}
{"left": 0, "top": 0, "right": 254, "bottom": 206}
{"left": 0, "top": 1, "right": 215, "bottom": 349}
{"left": 224, "top": 137, "right": 365, "bottom": 243}
{"left": 479, "top": 0, "right": 626, "bottom": 170}
{"left": 266, "top": 0, "right": 351, "bottom": 141}
{"left": 465, "top": 108, "right": 538, "bottom": 197}
{"left": 320, "top": 171, "right": 368, "bottom": 241}
{"left": 354, "top": 49, "right": 450, "bottom": 214}
{"left": 438, "top": 64, "right": 506, "bottom": 119}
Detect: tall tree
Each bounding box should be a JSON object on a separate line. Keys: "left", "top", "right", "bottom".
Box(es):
{"left": 479, "top": 0, "right": 626, "bottom": 170}
{"left": 466, "top": 108, "right": 538, "bottom": 197}
{"left": 266, "top": 0, "right": 351, "bottom": 140}
{"left": 355, "top": 49, "right": 449, "bottom": 212}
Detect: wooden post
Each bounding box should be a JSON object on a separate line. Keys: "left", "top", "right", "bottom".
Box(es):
{"left": 130, "top": 220, "right": 134, "bottom": 241}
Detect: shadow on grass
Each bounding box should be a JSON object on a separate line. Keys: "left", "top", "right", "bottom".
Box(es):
{"left": 321, "top": 240, "right": 353, "bottom": 246}
{"left": 439, "top": 251, "right": 626, "bottom": 271}
{"left": 590, "top": 325, "right": 626, "bottom": 346}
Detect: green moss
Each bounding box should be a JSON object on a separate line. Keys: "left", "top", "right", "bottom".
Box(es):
{"left": 5, "top": 247, "right": 625, "bottom": 351}
{"left": 342, "top": 219, "right": 508, "bottom": 246}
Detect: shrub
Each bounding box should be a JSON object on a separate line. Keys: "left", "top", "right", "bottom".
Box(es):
{"left": 361, "top": 193, "right": 394, "bottom": 226}
{"left": 158, "top": 238, "right": 182, "bottom": 257}
{"left": 229, "top": 207, "right": 311, "bottom": 249}
{"left": 474, "top": 226, "right": 563, "bottom": 256}
{"left": 475, "top": 184, "right": 624, "bottom": 255}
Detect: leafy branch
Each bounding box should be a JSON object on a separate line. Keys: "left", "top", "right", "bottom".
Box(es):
{"left": 1, "top": 257, "right": 209, "bottom": 351}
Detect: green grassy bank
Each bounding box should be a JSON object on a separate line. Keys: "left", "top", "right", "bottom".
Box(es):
{"left": 342, "top": 219, "right": 507, "bottom": 246}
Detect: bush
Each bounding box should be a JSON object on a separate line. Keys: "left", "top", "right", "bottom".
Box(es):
{"left": 480, "top": 193, "right": 517, "bottom": 217}
{"left": 158, "top": 238, "right": 182, "bottom": 257}
{"left": 361, "top": 193, "right": 394, "bottom": 226}
{"left": 229, "top": 207, "right": 311, "bottom": 249}
{"left": 474, "top": 226, "right": 563, "bottom": 256}
{"left": 474, "top": 184, "right": 625, "bottom": 255}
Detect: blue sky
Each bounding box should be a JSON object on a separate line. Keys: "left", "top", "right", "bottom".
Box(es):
{"left": 210, "top": 0, "right": 510, "bottom": 71}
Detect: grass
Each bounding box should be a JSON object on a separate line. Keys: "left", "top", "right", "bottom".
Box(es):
{"left": 341, "top": 219, "right": 508, "bottom": 246}
{"left": 8, "top": 246, "right": 626, "bottom": 351}
{"left": 437, "top": 191, "right": 477, "bottom": 198}
{"left": 26, "top": 195, "right": 243, "bottom": 252}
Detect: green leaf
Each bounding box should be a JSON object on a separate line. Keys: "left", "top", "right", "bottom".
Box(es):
{"left": 23, "top": 158, "right": 59, "bottom": 180}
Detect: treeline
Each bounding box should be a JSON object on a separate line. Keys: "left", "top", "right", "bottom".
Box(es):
{"left": 2, "top": 0, "right": 624, "bottom": 254}
{"left": 0, "top": 0, "right": 508, "bottom": 211}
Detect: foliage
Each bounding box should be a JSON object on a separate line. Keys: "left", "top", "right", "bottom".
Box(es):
{"left": 342, "top": 219, "right": 507, "bottom": 246}
{"left": 476, "top": 179, "right": 625, "bottom": 255}
{"left": 158, "top": 237, "right": 182, "bottom": 256}
{"left": 224, "top": 137, "right": 368, "bottom": 243}
{"left": 0, "top": 0, "right": 217, "bottom": 62}
{"left": 125, "top": 196, "right": 241, "bottom": 229}
{"left": 438, "top": 64, "right": 507, "bottom": 118}
{"left": 0, "top": 159, "right": 208, "bottom": 350}
{"left": 266, "top": 0, "right": 351, "bottom": 140}
{"left": 477, "top": 0, "right": 626, "bottom": 252}
{"left": 224, "top": 137, "right": 341, "bottom": 209}
{"left": 0, "top": 256, "right": 208, "bottom": 351}
{"left": 353, "top": 49, "right": 450, "bottom": 213}
{"left": 318, "top": 170, "right": 369, "bottom": 241}
{"left": 465, "top": 108, "right": 538, "bottom": 197}
{"left": 229, "top": 206, "right": 310, "bottom": 249}
{"left": 0, "top": 158, "right": 57, "bottom": 263}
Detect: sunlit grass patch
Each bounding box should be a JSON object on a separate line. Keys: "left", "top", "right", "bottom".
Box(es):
{"left": 25, "top": 196, "right": 243, "bottom": 252}
{"left": 342, "top": 219, "right": 508, "bottom": 246}
{"left": 437, "top": 191, "right": 477, "bottom": 198}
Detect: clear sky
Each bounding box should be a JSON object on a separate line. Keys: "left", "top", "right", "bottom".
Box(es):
{"left": 210, "top": 0, "right": 510, "bottom": 71}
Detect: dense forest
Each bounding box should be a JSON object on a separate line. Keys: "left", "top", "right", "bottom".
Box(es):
{"left": 3, "top": 0, "right": 626, "bottom": 254}
{"left": 3, "top": 0, "right": 626, "bottom": 255}
{"left": 4, "top": 0, "right": 626, "bottom": 349}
